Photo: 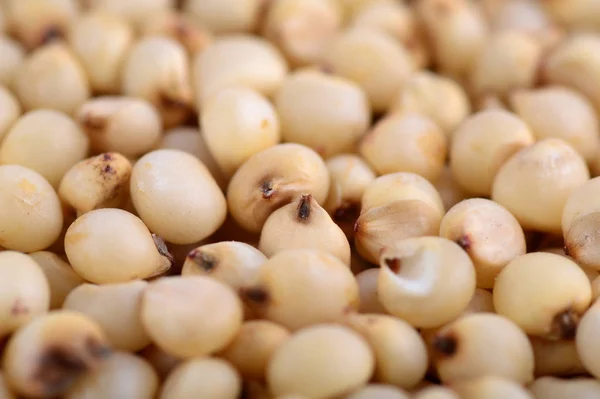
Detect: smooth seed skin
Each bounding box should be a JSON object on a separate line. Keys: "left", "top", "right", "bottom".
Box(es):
{"left": 68, "top": 10, "right": 134, "bottom": 94}
{"left": 227, "top": 143, "right": 330, "bottom": 233}
{"left": 431, "top": 313, "right": 534, "bottom": 384}
{"left": 492, "top": 138, "right": 590, "bottom": 233}
{"left": 529, "top": 336, "right": 586, "bottom": 377}
{"left": 576, "top": 304, "right": 600, "bottom": 379}
{"left": 0, "top": 85, "right": 21, "bottom": 143}
{"left": 450, "top": 109, "right": 535, "bottom": 196}
{"left": 192, "top": 35, "right": 288, "bottom": 105}
{"left": 440, "top": 198, "right": 526, "bottom": 289}
{"left": 183, "top": 0, "right": 262, "bottom": 34}
{"left": 0, "top": 109, "right": 89, "bottom": 187}
{"left": 359, "top": 112, "right": 447, "bottom": 181}
{"left": 83, "top": 0, "right": 172, "bottom": 26}
{"left": 356, "top": 268, "right": 386, "bottom": 314}
{"left": 65, "top": 352, "right": 159, "bottom": 399}
{"left": 59, "top": 152, "right": 132, "bottom": 215}
{"left": 259, "top": 194, "right": 351, "bottom": 264}
{"left": 0, "top": 165, "right": 63, "bottom": 252}
{"left": 275, "top": 70, "right": 370, "bottom": 158}
{"left": 29, "top": 251, "right": 84, "bottom": 309}
{"left": 63, "top": 281, "right": 151, "bottom": 352}
{"left": 494, "top": 252, "right": 591, "bottom": 338}
{"left": 378, "top": 236, "right": 476, "bottom": 328}
{"left": 5, "top": 0, "right": 79, "bottom": 50}
{"left": 141, "top": 276, "right": 243, "bottom": 359}
{"left": 326, "top": 28, "right": 414, "bottom": 113}
{"left": 219, "top": 320, "right": 290, "bottom": 381}
{"left": 0, "top": 36, "right": 25, "bottom": 88}
{"left": 529, "top": 377, "right": 600, "bottom": 399}
{"left": 0, "top": 251, "right": 50, "bottom": 338}
{"left": 241, "top": 249, "right": 359, "bottom": 330}
{"left": 201, "top": 87, "right": 281, "bottom": 177}
{"left": 412, "top": 386, "right": 460, "bottom": 399}
{"left": 64, "top": 208, "right": 168, "bottom": 283}
{"left": 14, "top": 43, "right": 90, "bottom": 115}
{"left": 344, "top": 314, "right": 428, "bottom": 389}
{"left": 122, "top": 37, "right": 193, "bottom": 127}
{"left": 130, "top": 149, "right": 227, "bottom": 245}
{"left": 511, "top": 86, "right": 600, "bottom": 165}
{"left": 345, "top": 384, "right": 410, "bottom": 399}
{"left": 267, "top": 324, "right": 374, "bottom": 399}
{"left": 262, "top": 0, "right": 341, "bottom": 67}
{"left": 160, "top": 357, "right": 241, "bottom": 399}
{"left": 390, "top": 71, "right": 471, "bottom": 136}
{"left": 593, "top": 276, "right": 600, "bottom": 300}
{"left": 2, "top": 310, "right": 111, "bottom": 399}
{"left": 562, "top": 177, "right": 600, "bottom": 237}
{"left": 451, "top": 376, "right": 534, "bottom": 399}
{"left": 78, "top": 97, "right": 163, "bottom": 159}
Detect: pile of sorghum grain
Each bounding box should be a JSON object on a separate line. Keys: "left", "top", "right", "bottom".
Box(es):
{"left": 0, "top": 0, "right": 599, "bottom": 398}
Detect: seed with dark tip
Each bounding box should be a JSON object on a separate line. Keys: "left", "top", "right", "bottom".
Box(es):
{"left": 551, "top": 308, "right": 579, "bottom": 340}
{"left": 188, "top": 249, "right": 217, "bottom": 272}
{"left": 34, "top": 347, "right": 89, "bottom": 397}
{"left": 296, "top": 194, "right": 312, "bottom": 221}
{"left": 101, "top": 153, "right": 113, "bottom": 161}
{"left": 152, "top": 234, "right": 175, "bottom": 267}
{"left": 261, "top": 180, "right": 275, "bottom": 199}
{"left": 40, "top": 26, "right": 64, "bottom": 46}
{"left": 432, "top": 333, "right": 458, "bottom": 357}
{"left": 456, "top": 235, "right": 471, "bottom": 251}
{"left": 102, "top": 165, "right": 114, "bottom": 174}
{"left": 384, "top": 257, "right": 402, "bottom": 273}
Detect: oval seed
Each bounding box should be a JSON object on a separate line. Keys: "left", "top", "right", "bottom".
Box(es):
{"left": 29, "top": 251, "right": 84, "bottom": 310}
{"left": 529, "top": 376, "right": 600, "bottom": 399}
{"left": 451, "top": 376, "right": 534, "bottom": 399}
{"left": 183, "top": 0, "right": 263, "bottom": 34}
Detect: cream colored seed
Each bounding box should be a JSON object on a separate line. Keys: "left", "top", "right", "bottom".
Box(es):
{"left": 63, "top": 281, "right": 151, "bottom": 352}
{"left": 259, "top": 194, "right": 351, "bottom": 264}
{"left": 2, "top": 310, "right": 111, "bottom": 399}
{"left": 543, "top": 34, "right": 600, "bottom": 114}
{"left": 562, "top": 176, "right": 600, "bottom": 237}
{"left": 541, "top": 0, "right": 600, "bottom": 31}
{"left": 529, "top": 376, "right": 600, "bottom": 399}
{"left": 0, "top": 251, "right": 50, "bottom": 338}
{"left": 412, "top": 386, "right": 460, "bottom": 399}
{"left": 0, "top": 164, "right": 63, "bottom": 252}
{"left": 122, "top": 37, "right": 193, "bottom": 127}
{"left": 59, "top": 152, "right": 132, "bottom": 215}
{"left": 494, "top": 252, "right": 591, "bottom": 338}
{"left": 68, "top": 10, "right": 134, "bottom": 94}
{"left": 201, "top": 87, "right": 281, "bottom": 177}
{"left": 345, "top": 384, "right": 410, "bottom": 399}
{"left": 14, "top": 42, "right": 90, "bottom": 115}
{"left": 5, "top": 0, "right": 78, "bottom": 50}
{"left": 192, "top": 35, "right": 288, "bottom": 106}
{"left": 227, "top": 143, "right": 330, "bottom": 233}
{"left": 470, "top": 31, "right": 542, "bottom": 101}
{"left": 240, "top": 249, "right": 359, "bottom": 330}
{"left": 64, "top": 208, "right": 172, "bottom": 283}
{"left": 267, "top": 324, "right": 374, "bottom": 399}
{"left": 529, "top": 336, "right": 586, "bottom": 377}
{"left": 130, "top": 149, "right": 227, "bottom": 244}
{"left": 29, "top": 251, "right": 84, "bottom": 309}
{"left": 160, "top": 357, "right": 241, "bottom": 399}
{"left": 430, "top": 313, "right": 534, "bottom": 383}
{"left": 378, "top": 236, "right": 476, "bottom": 328}
{"left": 450, "top": 109, "right": 534, "bottom": 196}
{"left": 487, "top": 0, "right": 555, "bottom": 35}
{"left": 77, "top": 96, "right": 162, "bottom": 158}
{"left": 0, "top": 373, "right": 15, "bottom": 399}
{"left": 183, "top": 0, "right": 263, "bottom": 34}
{"left": 141, "top": 276, "right": 243, "bottom": 359}
{"left": 492, "top": 138, "right": 590, "bottom": 233}
{"left": 511, "top": 86, "right": 600, "bottom": 165}
{"left": 359, "top": 112, "right": 447, "bottom": 181}
{"left": 158, "top": 126, "right": 227, "bottom": 189}
{"left": 356, "top": 268, "right": 386, "bottom": 314}
{"left": 219, "top": 320, "right": 290, "bottom": 381}
{"left": 390, "top": 71, "right": 471, "bottom": 135}
{"left": 83, "top": 0, "right": 172, "bottom": 26}
{"left": 0, "top": 35, "right": 24, "bottom": 88}
{"left": 575, "top": 302, "right": 600, "bottom": 379}
{"left": 275, "top": 69, "right": 370, "bottom": 158}
{"left": 139, "top": 9, "right": 213, "bottom": 55}
{"left": 593, "top": 276, "right": 600, "bottom": 300}
{"left": 65, "top": 352, "right": 159, "bottom": 399}
{"left": 182, "top": 241, "right": 266, "bottom": 290}
{"left": 439, "top": 198, "right": 526, "bottom": 289}
{"left": 451, "top": 376, "right": 534, "bottom": 399}
{"left": 354, "top": 172, "right": 445, "bottom": 263}
{"left": 0, "top": 109, "right": 89, "bottom": 187}
{"left": 326, "top": 28, "right": 414, "bottom": 113}
{"left": 344, "top": 313, "right": 428, "bottom": 389}
{"left": 262, "top": 0, "right": 341, "bottom": 67}
{"left": 0, "top": 85, "right": 21, "bottom": 142}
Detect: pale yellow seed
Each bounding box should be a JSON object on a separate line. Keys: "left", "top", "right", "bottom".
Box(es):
{"left": 0, "top": 35, "right": 25, "bottom": 88}
{"left": 183, "top": 0, "right": 263, "bottom": 34}
{"left": 529, "top": 376, "right": 600, "bottom": 399}
{"left": 452, "top": 376, "right": 534, "bottom": 399}
{"left": 345, "top": 384, "right": 410, "bottom": 399}
{"left": 83, "top": 0, "right": 172, "bottom": 26}
{"left": 29, "top": 251, "right": 83, "bottom": 309}
{"left": 0, "top": 84, "right": 21, "bottom": 143}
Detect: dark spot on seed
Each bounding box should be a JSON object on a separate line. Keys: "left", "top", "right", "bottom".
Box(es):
{"left": 261, "top": 180, "right": 275, "bottom": 199}
{"left": 240, "top": 287, "right": 270, "bottom": 305}
{"left": 40, "top": 26, "right": 63, "bottom": 46}
{"left": 296, "top": 194, "right": 312, "bottom": 222}
{"left": 85, "top": 337, "right": 112, "bottom": 359}
{"left": 563, "top": 245, "right": 571, "bottom": 257}
{"left": 432, "top": 333, "right": 458, "bottom": 357}
{"left": 102, "top": 164, "right": 114, "bottom": 174}
{"left": 10, "top": 298, "right": 29, "bottom": 316}
{"left": 101, "top": 153, "right": 113, "bottom": 161}
{"left": 187, "top": 249, "right": 217, "bottom": 272}
{"left": 80, "top": 114, "right": 107, "bottom": 133}
{"left": 34, "top": 348, "right": 88, "bottom": 397}
{"left": 384, "top": 257, "right": 402, "bottom": 273}
{"left": 319, "top": 64, "right": 334, "bottom": 74}
{"left": 550, "top": 308, "right": 579, "bottom": 340}
{"left": 334, "top": 202, "right": 360, "bottom": 225}
{"left": 152, "top": 234, "right": 175, "bottom": 268}
{"left": 456, "top": 235, "right": 471, "bottom": 251}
